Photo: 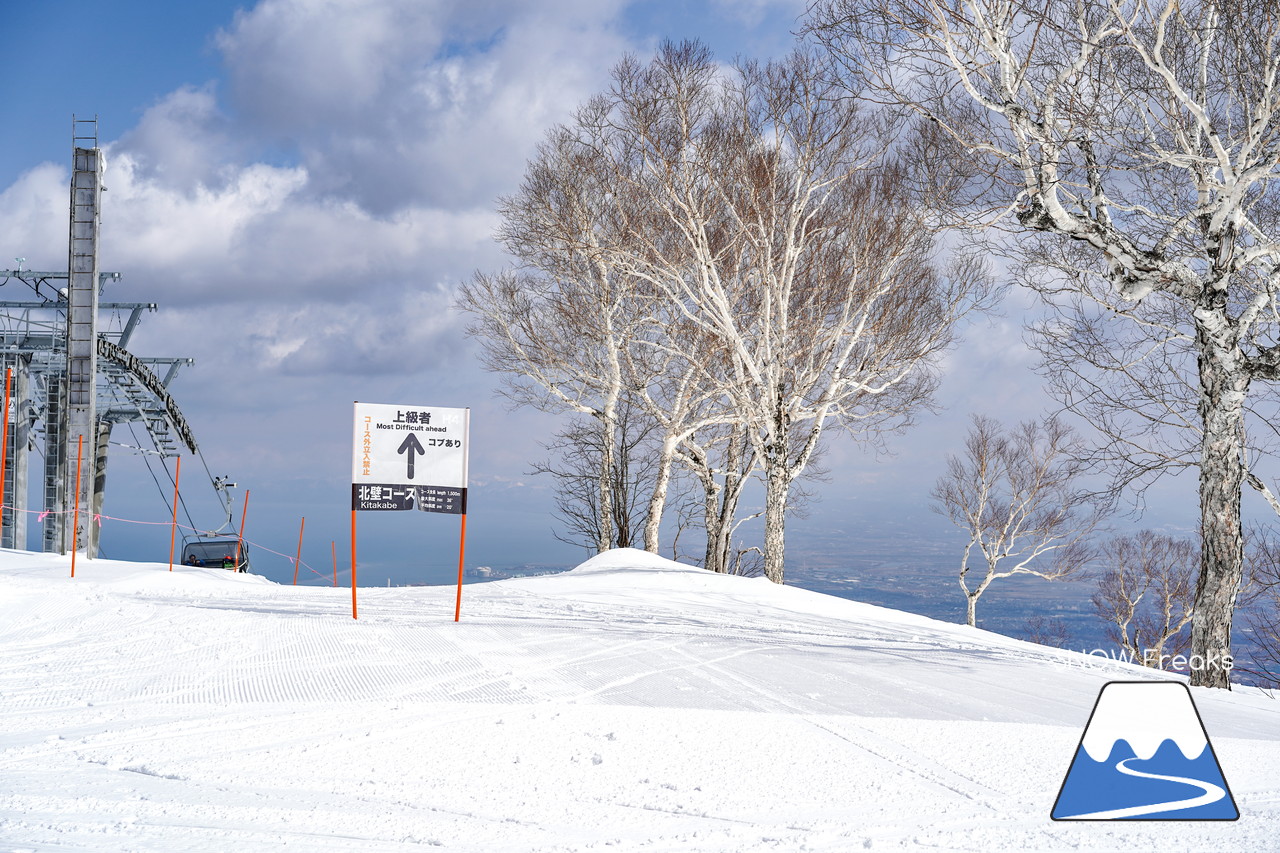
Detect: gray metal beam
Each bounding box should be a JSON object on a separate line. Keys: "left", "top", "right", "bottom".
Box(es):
{"left": 119, "top": 304, "right": 152, "bottom": 348}
{"left": 0, "top": 271, "right": 122, "bottom": 286}
{"left": 65, "top": 147, "right": 102, "bottom": 555}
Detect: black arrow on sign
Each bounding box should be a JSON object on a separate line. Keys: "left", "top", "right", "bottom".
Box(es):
{"left": 397, "top": 433, "right": 426, "bottom": 479}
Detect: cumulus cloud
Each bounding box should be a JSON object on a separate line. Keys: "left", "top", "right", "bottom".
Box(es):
{"left": 114, "top": 85, "right": 238, "bottom": 191}
{"left": 100, "top": 151, "right": 307, "bottom": 289}
{"left": 99, "top": 146, "right": 500, "bottom": 307}
{"left": 214, "top": 0, "right": 633, "bottom": 213}
{"left": 242, "top": 285, "right": 467, "bottom": 377}
{"left": 59, "top": 0, "right": 643, "bottom": 386}
{"left": 0, "top": 163, "right": 68, "bottom": 272}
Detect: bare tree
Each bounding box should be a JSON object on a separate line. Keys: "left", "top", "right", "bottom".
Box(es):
{"left": 1244, "top": 527, "right": 1280, "bottom": 686}
{"left": 932, "top": 414, "right": 1101, "bottom": 627}
{"left": 1092, "top": 531, "right": 1197, "bottom": 669}
{"left": 623, "top": 312, "right": 741, "bottom": 556}
{"left": 458, "top": 268, "right": 635, "bottom": 554}
{"left": 808, "top": 0, "right": 1280, "bottom": 687}
{"left": 463, "top": 40, "right": 986, "bottom": 577}
{"left": 678, "top": 422, "right": 759, "bottom": 574}
{"left": 1020, "top": 615, "right": 1073, "bottom": 649}
{"left": 529, "top": 401, "right": 665, "bottom": 553}
{"left": 582, "top": 42, "right": 988, "bottom": 583}
{"left": 458, "top": 102, "right": 664, "bottom": 555}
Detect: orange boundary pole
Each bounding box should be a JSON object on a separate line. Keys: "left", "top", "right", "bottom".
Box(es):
{"left": 168, "top": 456, "right": 182, "bottom": 571}
{"left": 293, "top": 516, "right": 305, "bottom": 585}
{"left": 0, "top": 367, "right": 11, "bottom": 537}
{"left": 454, "top": 513, "right": 467, "bottom": 622}
{"left": 454, "top": 408, "right": 470, "bottom": 621}
{"left": 331, "top": 540, "right": 337, "bottom": 587}
{"left": 350, "top": 510, "right": 358, "bottom": 619}
{"left": 235, "top": 489, "right": 250, "bottom": 570}
{"left": 70, "top": 434, "right": 83, "bottom": 578}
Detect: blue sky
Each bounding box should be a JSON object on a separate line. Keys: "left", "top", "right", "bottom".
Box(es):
{"left": 0, "top": 0, "right": 1204, "bottom": 597}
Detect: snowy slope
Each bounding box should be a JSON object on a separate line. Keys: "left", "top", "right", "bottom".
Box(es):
{"left": 1, "top": 547, "right": 1277, "bottom": 851}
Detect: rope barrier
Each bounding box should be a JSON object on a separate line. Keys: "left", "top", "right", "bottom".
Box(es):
{"left": 4, "top": 501, "right": 338, "bottom": 584}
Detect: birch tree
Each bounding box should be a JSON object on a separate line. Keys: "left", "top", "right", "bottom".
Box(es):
{"left": 457, "top": 120, "right": 650, "bottom": 554}
{"left": 1245, "top": 528, "right": 1280, "bottom": 685}
{"left": 622, "top": 310, "right": 740, "bottom": 556}
{"left": 458, "top": 268, "right": 633, "bottom": 554}
{"left": 588, "top": 42, "right": 987, "bottom": 583}
{"left": 932, "top": 414, "right": 1101, "bottom": 627}
{"left": 529, "top": 403, "right": 662, "bottom": 553}
{"left": 1092, "top": 531, "right": 1197, "bottom": 668}
{"left": 808, "top": 0, "right": 1280, "bottom": 687}
{"left": 681, "top": 422, "right": 761, "bottom": 574}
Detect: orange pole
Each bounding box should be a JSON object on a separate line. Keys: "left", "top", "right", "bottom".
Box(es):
{"left": 234, "top": 489, "right": 250, "bottom": 571}
{"left": 168, "top": 456, "right": 182, "bottom": 571}
{"left": 331, "top": 540, "right": 337, "bottom": 587}
{"left": 293, "top": 516, "right": 305, "bottom": 585}
{"left": 0, "top": 367, "right": 11, "bottom": 537}
{"left": 70, "top": 434, "right": 83, "bottom": 578}
{"left": 350, "top": 510, "right": 358, "bottom": 619}
{"left": 454, "top": 513, "right": 467, "bottom": 622}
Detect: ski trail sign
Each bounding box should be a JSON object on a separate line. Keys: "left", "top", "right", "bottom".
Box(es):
{"left": 352, "top": 403, "right": 469, "bottom": 513}
{"left": 1051, "top": 681, "right": 1238, "bottom": 821}
{"left": 350, "top": 402, "right": 472, "bottom": 622}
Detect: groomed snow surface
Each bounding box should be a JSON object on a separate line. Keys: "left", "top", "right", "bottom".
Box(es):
{"left": 2, "top": 547, "right": 1278, "bottom": 852}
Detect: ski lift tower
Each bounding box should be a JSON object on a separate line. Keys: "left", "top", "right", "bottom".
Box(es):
{"left": 0, "top": 116, "right": 204, "bottom": 557}
{"left": 65, "top": 115, "right": 102, "bottom": 555}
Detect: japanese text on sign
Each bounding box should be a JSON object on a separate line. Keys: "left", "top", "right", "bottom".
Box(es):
{"left": 352, "top": 403, "right": 469, "bottom": 514}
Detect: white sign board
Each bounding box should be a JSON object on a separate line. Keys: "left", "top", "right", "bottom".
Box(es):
{"left": 352, "top": 402, "right": 469, "bottom": 514}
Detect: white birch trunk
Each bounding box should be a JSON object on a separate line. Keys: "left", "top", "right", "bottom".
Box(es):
{"left": 596, "top": 405, "right": 617, "bottom": 554}
{"left": 762, "top": 463, "right": 791, "bottom": 584}
{"left": 643, "top": 433, "right": 678, "bottom": 553}
{"left": 1191, "top": 319, "right": 1249, "bottom": 688}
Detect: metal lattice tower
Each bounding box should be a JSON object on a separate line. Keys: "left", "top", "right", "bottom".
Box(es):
{"left": 0, "top": 117, "right": 200, "bottom": 556}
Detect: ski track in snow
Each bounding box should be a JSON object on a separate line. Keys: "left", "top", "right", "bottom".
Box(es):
{"left": 1, "top": 549, "right": 1278, "bottom": 851}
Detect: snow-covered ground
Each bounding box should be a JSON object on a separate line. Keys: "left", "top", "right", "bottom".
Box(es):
{"left": 1, "top": 547, "right": 1277, "bottom": 851}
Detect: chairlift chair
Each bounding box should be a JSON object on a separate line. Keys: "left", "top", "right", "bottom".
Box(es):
{"left": 180, "top": 537, "right": 251, "bottom": 572}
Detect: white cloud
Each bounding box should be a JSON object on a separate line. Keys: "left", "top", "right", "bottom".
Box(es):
{"left": 712, "top": 0, "right": 807, "bottom": 29}
{"left": 115, "top": 85, "right": 236, "bottom": 191}
{"left": 101, "top": 151, "right": 308, "bottom": 286}
{"left": 100, "top": 146, "right": 501, "bottom": 307}
{"left": 0, "top": 163, "right": 70, "bottom": 270}
{"left": 213, "top": 0, "right": 633, "bottom": 212}
{"left": 50, "top": 0, "right": 646, "bottom": 400}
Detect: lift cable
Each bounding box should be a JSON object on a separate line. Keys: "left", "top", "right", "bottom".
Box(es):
{"left": 127, "top": 420, "right": 199, "bottom": 540}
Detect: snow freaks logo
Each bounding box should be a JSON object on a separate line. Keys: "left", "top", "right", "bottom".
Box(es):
{"left": 1052, "top": 648, "right": 1234, "bottom": 675}
{"left": 1051, "top": 681, "right": 1239, "bottom": 821}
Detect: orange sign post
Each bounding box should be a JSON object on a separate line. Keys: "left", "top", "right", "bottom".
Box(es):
{"left": 70, "top": 434, "right": 83, "bottom": 578}
{"left": 293, "top": 516, "right": 305, "bottom": 585}
{"left": 350, "top": 511, "right": 358, "bottom": 619}
{"left": 234, "top": 490, "right": 250, "bottom": 570}
{"left": 454, "top": 512, "right": 468, "bottom": 622}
